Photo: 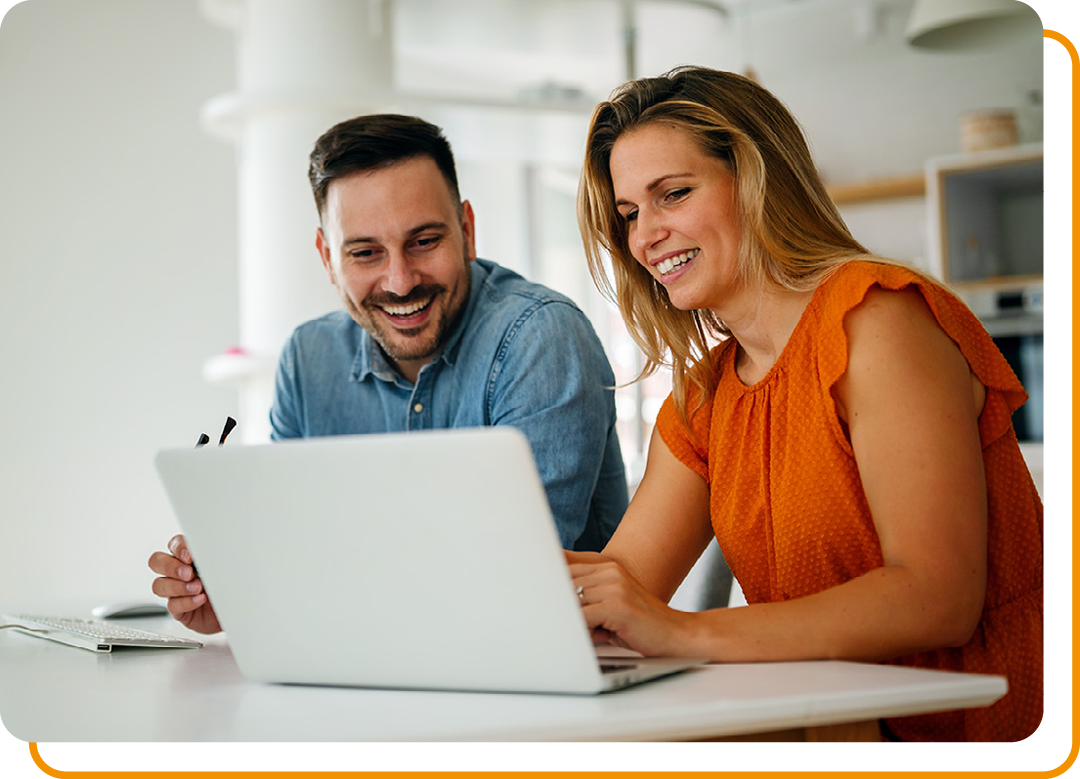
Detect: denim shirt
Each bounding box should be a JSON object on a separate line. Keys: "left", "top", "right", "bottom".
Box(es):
{"left": 269, "top": 259, "right": 628, "bottom": 551}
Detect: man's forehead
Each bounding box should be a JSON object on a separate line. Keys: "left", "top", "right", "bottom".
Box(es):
{"left": 324, "top": 159, "right": 460, "bottom": 236}
{"left": 329, "top": 157, "right": 453, "bottom": 201}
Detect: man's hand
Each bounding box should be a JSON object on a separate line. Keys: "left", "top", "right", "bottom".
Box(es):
{"left": 148, "top": 534, "right": 222, "bottom": 635}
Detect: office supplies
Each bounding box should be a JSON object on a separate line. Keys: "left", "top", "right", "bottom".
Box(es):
{"left": 0, "top": 614, "right": 202, "bottom": 653}
{"left": 195, "top": 417, "right": 237, "bottom": 449}
{"left": 218, "top": 416, "right": 237, "bottom": 445}
{"left": 154, "top": 427, "right": 707, "bottom": 694}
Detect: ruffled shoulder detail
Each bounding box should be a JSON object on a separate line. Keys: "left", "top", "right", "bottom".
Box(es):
{"left": 655, "top": 342, "right": 731, "bottom": 483}
{"left": 812, "top": 261, "right": 1028, "bottom": 448}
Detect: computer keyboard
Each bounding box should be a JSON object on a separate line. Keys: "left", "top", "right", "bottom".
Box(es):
{"left": 0, "top": 614, "right": 203, "bottom": 653}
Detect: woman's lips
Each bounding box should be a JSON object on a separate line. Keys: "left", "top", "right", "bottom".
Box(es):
{"left": 655, "top": 248, "right": 700, "bottom": 282}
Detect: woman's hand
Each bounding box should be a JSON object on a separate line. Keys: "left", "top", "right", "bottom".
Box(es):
{"left": 570, "top": 557, "right": 694, "bottom": 657}
{"left": 562, "top": 426, "right": 713, "bottom": 657}
{"left": 148, "top": 534, "right": 222, "bottom": 635}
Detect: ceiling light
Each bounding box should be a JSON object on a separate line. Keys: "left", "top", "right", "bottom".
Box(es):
{"left": 905, "top": 0, "right": 1039, "bottom": 50}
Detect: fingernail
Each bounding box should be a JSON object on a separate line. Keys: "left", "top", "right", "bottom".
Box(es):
{"left": 192, "top": 593, "right": 206, "bottom": 605}
{"left": 178, "top": 566, "right": 191, "bottom": 580}
{"left": 181, "top": 550, "right": 192, "bottom": 564}
{"left": 186, "top": 581, "right": 201, "bottom": 594}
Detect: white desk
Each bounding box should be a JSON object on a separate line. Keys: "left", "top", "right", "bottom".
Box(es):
{"left": 0, "top": 617, "right": 1006, "bottom": 742}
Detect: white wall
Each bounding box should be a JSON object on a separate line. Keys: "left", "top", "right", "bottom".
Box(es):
{"left": 0, "top": 0, "right": 238, "bottom": 608}
{"left": 0, "top": 0, "right": 1046, "bottom": 609}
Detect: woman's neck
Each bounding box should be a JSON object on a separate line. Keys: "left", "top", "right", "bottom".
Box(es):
{"left": 718, "top": 285, "right": 816, "bottom": 386}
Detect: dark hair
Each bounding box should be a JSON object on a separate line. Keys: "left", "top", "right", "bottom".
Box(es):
{"left": 308, "top": 114, "right": 461, "bottom": 218}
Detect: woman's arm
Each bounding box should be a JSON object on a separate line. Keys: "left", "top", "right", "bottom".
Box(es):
{"left": 816, "top": 285, "right": 988, "bottom": 657}
{"left": 602, "top": 425, "right": 715, "bottom": 600}
{"left": 574, "top": 286, "right": 989, "bottom": 663}
{"left": 567, "top": 425, "right": 714, "bottom": 653}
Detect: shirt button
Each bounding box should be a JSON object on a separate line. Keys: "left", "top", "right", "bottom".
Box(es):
{"left": 413, "top": 403, "right": 424, "bottom": 414}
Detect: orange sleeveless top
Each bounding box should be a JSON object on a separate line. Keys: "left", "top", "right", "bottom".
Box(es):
{"left": 656, "top": 261, "right": 1043, "bottom": 741}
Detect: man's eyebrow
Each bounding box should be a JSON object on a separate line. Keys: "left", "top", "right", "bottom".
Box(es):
{"left": 342, "top": 221, "right": 451, "bottom": 246}
{"left": 615, "top": 173, "right": 692, "bottom": 207}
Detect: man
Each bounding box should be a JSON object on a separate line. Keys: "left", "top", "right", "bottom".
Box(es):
{"left": 150, "top": 114, "right": 628, "bottom": 633}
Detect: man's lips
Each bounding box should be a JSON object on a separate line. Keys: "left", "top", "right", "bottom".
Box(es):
{"left": 378, "top": 297, "right": 433, "bottom": 318}
{"left": 365, "top": 286, "right": 443, "bottom": 326}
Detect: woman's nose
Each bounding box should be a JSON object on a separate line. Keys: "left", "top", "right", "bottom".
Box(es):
{"left": 632, "top": 207, "right": 668, "bottom": 255}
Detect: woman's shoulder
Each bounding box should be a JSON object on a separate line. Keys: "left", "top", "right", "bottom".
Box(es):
{"left": 808, "top": 259, "right": 967, "bottom": 339}
{"left": 816, "top": 258, "right": 931, "bottom": 307}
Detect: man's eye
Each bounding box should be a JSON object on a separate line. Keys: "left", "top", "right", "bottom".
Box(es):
{"left": 413, "top": 235, "right": 441, "bottom": 250}
{"left": 348, "top": 249, "right": 380, "bottom": 263}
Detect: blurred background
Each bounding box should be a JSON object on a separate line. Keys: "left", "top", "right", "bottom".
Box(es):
{"left": 0, "top": 0, "right": 1049, "bottom": 608}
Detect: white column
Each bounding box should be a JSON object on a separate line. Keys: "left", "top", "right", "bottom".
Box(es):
{"left": 199, "top": 0, "right": 395, "bottom": 443}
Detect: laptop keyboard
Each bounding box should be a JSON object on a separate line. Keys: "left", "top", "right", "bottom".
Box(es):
{"left": 0, "top": 614, "right": 203, "bottom": 653}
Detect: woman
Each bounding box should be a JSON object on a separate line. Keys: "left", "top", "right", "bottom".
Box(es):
{"left": 573, "top": 66, "right": 1042, "bottom": 742}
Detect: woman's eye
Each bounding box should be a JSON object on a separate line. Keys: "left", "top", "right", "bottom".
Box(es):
{"left": 621, "top": 209, "right": 638, "bottom": 224}
{"left": 665, "top": 187, "right": 691, "bottom": 202}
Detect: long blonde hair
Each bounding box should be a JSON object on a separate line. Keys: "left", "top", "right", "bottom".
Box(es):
{"left": 578, "top": 66, "right": 868, "bottom": 425}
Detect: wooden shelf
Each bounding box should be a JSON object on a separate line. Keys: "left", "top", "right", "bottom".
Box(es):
{"left": 827, "top": 174, "right": 926, "bottom": 204}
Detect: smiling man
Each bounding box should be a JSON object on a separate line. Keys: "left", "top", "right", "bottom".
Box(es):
{"left": 279, "top": 114, "right": 628, "bottom": 550}
{"left": 314, "top": 153, "right": 475, "bottom": 384}
{"left": 152, "top": 115, "right": 628, "bottom": 634}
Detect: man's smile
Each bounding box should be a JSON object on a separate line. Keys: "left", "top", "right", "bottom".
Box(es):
{"left": 364, "top": 286, "right": 444, "bottom": 329}
{"left": 377, "top": 295, "right": 435, "bottom": 321}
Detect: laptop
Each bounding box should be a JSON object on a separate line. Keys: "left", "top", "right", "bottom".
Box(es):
{"left": 153, "top": 427, "right": 707, "bottom": 694}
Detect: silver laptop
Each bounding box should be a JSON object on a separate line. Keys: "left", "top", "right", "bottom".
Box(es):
{"left": 153, "top": 427, "right": 706, "bottom": 694}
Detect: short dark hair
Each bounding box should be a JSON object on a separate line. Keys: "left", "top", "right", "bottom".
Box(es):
{"left": 308, "top": 114, "right": 461, "bottom": 218}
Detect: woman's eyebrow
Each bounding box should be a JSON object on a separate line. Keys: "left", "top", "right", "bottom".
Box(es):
{"left": 616, "top": 173, "right": 693, "bottom": 206}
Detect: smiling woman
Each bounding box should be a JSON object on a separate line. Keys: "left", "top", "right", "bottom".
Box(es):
{"left": 610, "top": 123, "right": 743, "bottom": 315}
{"left": 572, "top": 66, "right": 1043, "bottom": 742}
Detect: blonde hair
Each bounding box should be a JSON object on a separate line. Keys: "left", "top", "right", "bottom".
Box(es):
{"left": 578, "top": 66, "right": 868, "bottom": 426}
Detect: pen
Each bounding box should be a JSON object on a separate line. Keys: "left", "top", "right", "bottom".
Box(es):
{"left": 194, "top": 417, "right": 236, "bottom": 448}
{"left": 188, "top": 418, "right": 237, "bottom": 578}
{"left": 219, "top": 417, "right": 237, "bottom": 445}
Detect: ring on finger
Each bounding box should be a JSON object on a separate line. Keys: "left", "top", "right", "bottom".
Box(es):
{"left": 576, "top": 585, "right": 586, "bottom": 604}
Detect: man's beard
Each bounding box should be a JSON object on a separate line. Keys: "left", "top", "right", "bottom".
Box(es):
{"left": 358, "top": 270, "right": 471, "bottom": 365}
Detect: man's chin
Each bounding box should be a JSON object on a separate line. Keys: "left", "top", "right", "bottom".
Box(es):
{"left": 375, "top": 333, "right": 441, "bottom": 365}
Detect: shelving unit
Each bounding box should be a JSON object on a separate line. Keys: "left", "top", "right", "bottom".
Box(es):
{"left": 925, "top": 144, "right": 1043, "bottom": 290}
{"left": 827, "top": 174, "right": 925, "bottom": 205}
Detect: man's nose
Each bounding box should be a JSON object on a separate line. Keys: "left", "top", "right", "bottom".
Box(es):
{"left": 382, "top": 252, "right": 422, "bottom": 297}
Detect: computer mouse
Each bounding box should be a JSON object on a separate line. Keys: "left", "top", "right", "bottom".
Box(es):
{"left": 90, "top": 601, "right": 170, "bottom": 619}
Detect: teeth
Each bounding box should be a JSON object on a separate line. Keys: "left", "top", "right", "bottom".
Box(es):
{"left": 381, "top": 298, "right": 431, "bottom": 317}
{"left": 656, "top": 249, "right": 700, "bottom": 276}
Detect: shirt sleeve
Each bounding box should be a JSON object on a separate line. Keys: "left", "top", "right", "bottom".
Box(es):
{"left": 655, "top": 380, "right": 713, "bottom": 483}
{"left": 269, "top": 334, "right": 303, "bottom": 441}
{"left": 485, "top": 300, "right": 627, "bottom": 550}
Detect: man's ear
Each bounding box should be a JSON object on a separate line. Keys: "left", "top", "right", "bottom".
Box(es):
{"left": 316, "top": 227, "right": 337, "bottom": 284}
{"left": 460, "top": 200, "right": 477, "bottom": 263}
